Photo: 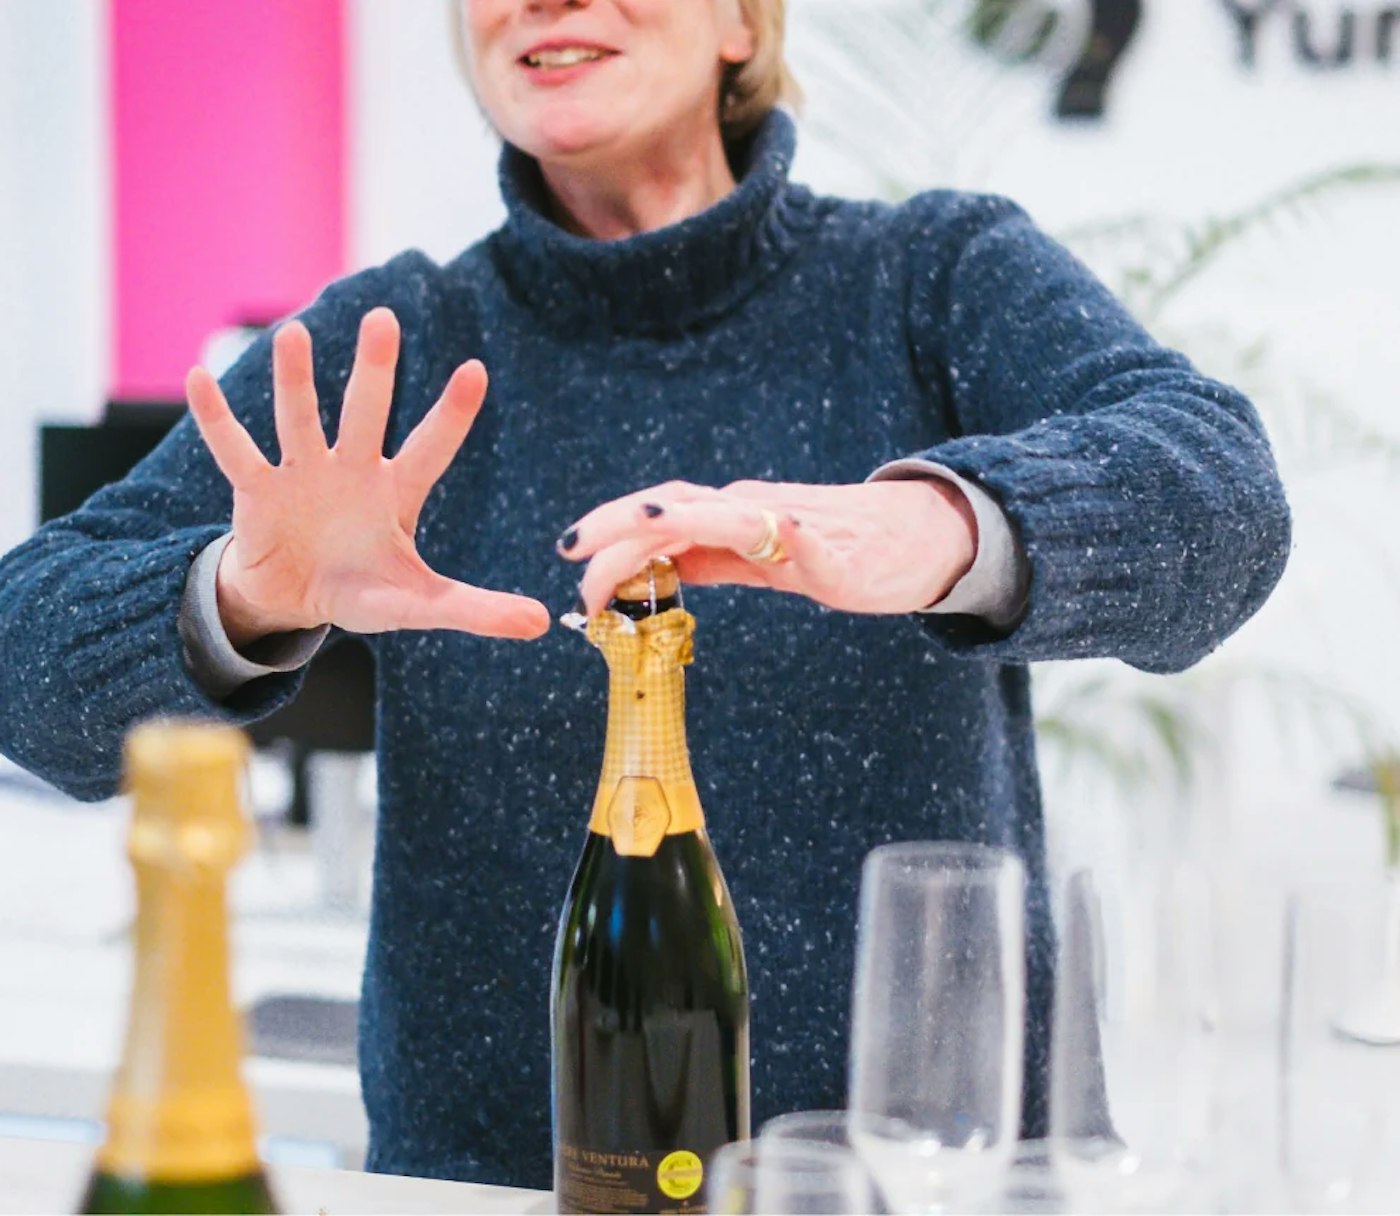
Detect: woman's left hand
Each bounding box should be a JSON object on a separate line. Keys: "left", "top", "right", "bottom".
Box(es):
{"left": 558, "top": 479, "right": 978, "bottom": 618}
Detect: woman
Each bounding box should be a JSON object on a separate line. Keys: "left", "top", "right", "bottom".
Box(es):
{"left": 0, "top": 0, "right": 1289, "bottom": 1190}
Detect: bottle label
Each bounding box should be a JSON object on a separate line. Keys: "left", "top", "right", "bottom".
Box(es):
{"left": 558, "top": 1143, "right": 708, "bottom": 1214}
{"left": 592, "top": 776, "right": 705, "bottom": 856}
{"left": 605, "top": 777, "right": 672, "bottom": 857}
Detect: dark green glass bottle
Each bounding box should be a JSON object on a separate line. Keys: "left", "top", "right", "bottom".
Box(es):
{"left": 81, "top": 720, "right": 277, "bottom": 1215}
{"left": 80, "top": 1173, "right": 276, "bottom": 1215}
{"left": 552, "top": 561, "right": 750, "bottom": 1215}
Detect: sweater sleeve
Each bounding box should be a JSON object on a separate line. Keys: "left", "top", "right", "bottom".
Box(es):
{"left": 897, "top": 193, "right": 1291, "bottom": 673}
{"left": 179, "top": 533, "right": 330, "bottom": 699}
{"left": 0, "top": 262, "right": 396, "bottom": 801}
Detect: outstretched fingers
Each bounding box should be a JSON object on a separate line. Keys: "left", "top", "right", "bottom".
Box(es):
{"left": 185, "top": 367, "right": 272, "bottom": 489}
{"left": 336, "top": 308, "right": 402, "bottom": 462}
{"left": 394, "top": 360, "right": 489, "bottom": 513}
{"left": 271, "top": 321, "right": 329, "bottom": 464}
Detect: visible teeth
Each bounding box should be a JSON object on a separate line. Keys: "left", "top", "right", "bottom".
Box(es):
{"left": 525, "top": 47, "right": 605, "bottom": 67}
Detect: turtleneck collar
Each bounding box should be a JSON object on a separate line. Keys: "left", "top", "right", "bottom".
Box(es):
{"left": 488, "top": 109, "right": 816, "bottom": 338}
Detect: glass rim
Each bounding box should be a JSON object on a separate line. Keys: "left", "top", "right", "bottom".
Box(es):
{"left": 864, "top": 841, "right": 1025, "bottom": 881}
{"left": 760, "top": 1108, "right": 922, "bottom": 1140}
{"left": 708, "top": 1138, "right": 867, "bottom": 1172}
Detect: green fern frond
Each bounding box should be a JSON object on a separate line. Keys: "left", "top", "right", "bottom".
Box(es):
{"left": 1375, "top": 755, "right": 1400, "bottom": 868}
{"left": 1034, "top": 715, "right": 1149, "bottom": 793}
{"left": 1141, "top": 164, "right": 1400, "bottom": 316}
{"left": 1132, "top": 695, "right": 1208, "bottom": 792}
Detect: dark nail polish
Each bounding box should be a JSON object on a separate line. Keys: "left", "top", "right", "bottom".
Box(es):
{"left": 558, "top": 527, "right": 579, "bottom": 552}
{"left": 642, "top": 503, "right": 665, "bottom": 519}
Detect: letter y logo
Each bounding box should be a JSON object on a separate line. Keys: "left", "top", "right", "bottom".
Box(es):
{"left": 1057, "top": 0, "right": 1145, "bottom": 117}
{"left": 968, "top": 0, "right": 1145, "bottom": 121}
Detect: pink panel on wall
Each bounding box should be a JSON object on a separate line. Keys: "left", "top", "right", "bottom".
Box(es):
{"left": 111, "top": 0, "right": 346, "bottom": 398}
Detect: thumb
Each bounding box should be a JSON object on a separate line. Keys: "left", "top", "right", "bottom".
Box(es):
{"left": 359, "top": 578, "right": 551, "bottom": 639}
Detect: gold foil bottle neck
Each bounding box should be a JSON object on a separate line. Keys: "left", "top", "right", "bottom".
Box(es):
{"left": 585, "top": 604, "right": 695, "bottom": 669}
{"left": 126, "top": 720, "right": 248, "bottom": 807}
{"left": 95, "top": 718, "right": 264, "bottom": 1185}
{"left": 124, "top": 720, "right": 250, "bottom": 874}
{"left": 585, "top": 599, "right": 701, "bottom": 855}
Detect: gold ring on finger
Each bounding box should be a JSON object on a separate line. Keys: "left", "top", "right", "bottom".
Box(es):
{"left": 744, "top": 508, "right": 789, "bottom": 565}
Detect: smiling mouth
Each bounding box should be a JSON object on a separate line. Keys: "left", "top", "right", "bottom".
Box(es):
{"left": 520, "top": 47, "right": 614, "bottom": 69}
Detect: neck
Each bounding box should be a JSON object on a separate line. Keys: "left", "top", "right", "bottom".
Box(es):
{"left": 493, "top": 107, "right": 805, "bottom": 338}
{"left": 538, "top": 117, "right": 737, "bottom": 240}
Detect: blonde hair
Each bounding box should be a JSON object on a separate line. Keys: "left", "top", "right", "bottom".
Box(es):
{"left": 450, "top": 1, "right": 801, "bottom": 145}
{"left": 723, "top": 0, "right": 802, "bottom": 141}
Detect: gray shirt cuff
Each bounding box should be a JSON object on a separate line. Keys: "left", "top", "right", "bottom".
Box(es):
{"left": 867, "top": 458, "right": 1031, "bottom": 629}
{"left": 178, "top": 533, "right": 330, "bottom": 699}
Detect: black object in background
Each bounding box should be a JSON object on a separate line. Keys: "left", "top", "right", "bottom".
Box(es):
{"left": 40, "top": 400, "right": 184, "bottom": 522}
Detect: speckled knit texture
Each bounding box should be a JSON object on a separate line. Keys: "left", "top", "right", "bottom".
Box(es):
{"left": 0, "top": 111, "right": 1289, "bottom": 1188}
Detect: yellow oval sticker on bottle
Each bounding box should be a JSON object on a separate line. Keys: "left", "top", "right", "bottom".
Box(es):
{"left": 656, "top": 1149, "right": 704, "bottom": 1200}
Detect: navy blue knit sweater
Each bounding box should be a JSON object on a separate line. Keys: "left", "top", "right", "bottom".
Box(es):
{"left": 0, "top": 111, "right": 1289, "bottom": 1188}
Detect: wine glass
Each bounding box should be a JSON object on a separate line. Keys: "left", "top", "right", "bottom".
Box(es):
{"left": 762, "top": 1109, "right": 933, "bottom": 1212}
{"left": 1277, "top": 876, "right": 1400, "bottom": 1212}
{"left": 761, "top": 1109, "right": 860, "bottom": 1146}
{"left": 955, "top": 1139, "right": 1063, "bottom": 1214}
{"left": 706, "top": 1139, "right": 880, "bottom": 1214}
{"left": 1049, "top": 865, "right": 1217, "bottom": 1212}
{"left": 848, "top": 842, "right": 1027, "bottom": 1213}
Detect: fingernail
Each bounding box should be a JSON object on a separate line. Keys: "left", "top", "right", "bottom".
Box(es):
{"left": 557, "top": 527, "right": 579, "bottom": 552}
{"left": 642, "top": 503, "right": 665, "bottom": 519}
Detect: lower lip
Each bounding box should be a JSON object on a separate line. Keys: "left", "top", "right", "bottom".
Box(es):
{"left": 519, "top": 55, "right": 614, "bottom": 87}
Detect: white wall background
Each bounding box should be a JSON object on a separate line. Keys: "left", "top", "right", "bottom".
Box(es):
{"left": 0, "top": 0, "right": 108, "bottom": 556}
{"left": 348, "top": 0, "right": 503, "bottom": 268}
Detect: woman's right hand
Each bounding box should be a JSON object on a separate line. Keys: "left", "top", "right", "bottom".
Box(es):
{"left": 185, "top": 307, "right": 550, "bottom": 648}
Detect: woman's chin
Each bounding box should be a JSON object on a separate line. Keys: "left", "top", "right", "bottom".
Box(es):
{"left": 515, "top": 109, "right": 637, "bottom": 165}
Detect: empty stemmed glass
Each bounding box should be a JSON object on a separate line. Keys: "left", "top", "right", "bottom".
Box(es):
{"left": 847, "top": 842, "right": 1027, "bottom": 1213}
{"left": 1049, "top": 865, "right": 1217, "bottom": 1212}
{"left": 1277, "top": 876, "right": 1400, "bottom": 1212}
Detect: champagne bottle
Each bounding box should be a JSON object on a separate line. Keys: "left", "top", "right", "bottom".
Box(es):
{"left": 81, "top": 720, "right": 277, "bottom": 1215}
{"left": 552, "top": 560, "right": 750, "bottom": 1215}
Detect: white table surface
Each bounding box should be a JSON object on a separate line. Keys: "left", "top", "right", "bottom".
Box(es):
{"left": 0, "top": 1136, "right": 552, "bottom": 1215}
